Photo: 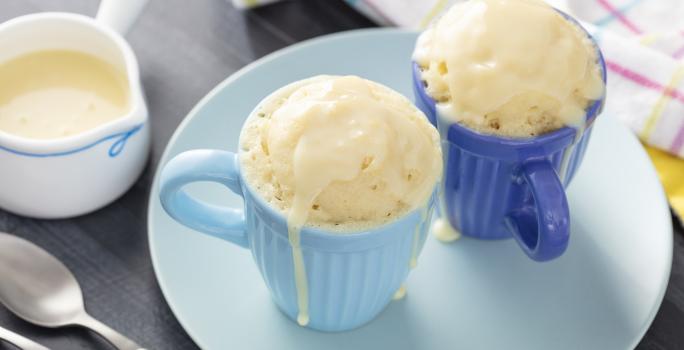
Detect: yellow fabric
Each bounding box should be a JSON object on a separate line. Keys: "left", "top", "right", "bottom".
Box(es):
{"left": 645, "top": 145, "right": 684, "bottom": 221}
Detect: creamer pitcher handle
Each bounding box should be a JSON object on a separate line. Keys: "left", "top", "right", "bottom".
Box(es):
{"left": 96, "top": 0, "right": 149, "bottom": 35}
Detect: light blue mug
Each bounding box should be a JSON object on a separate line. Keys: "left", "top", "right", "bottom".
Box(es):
{"left": 159, "top": 149, "right": 436, "bottom": 332}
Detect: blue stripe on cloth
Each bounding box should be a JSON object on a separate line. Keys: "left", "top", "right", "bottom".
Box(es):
{"left": 595, "top": 0, "right": 646, "bottom": 27}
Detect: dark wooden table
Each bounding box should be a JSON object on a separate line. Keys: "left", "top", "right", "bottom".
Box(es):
{"left": 0, "top": 1, "right": 681, "bottom": 349}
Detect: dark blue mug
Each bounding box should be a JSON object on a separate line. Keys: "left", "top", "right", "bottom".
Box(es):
{"left": 411, "top": 39, "right": 606, "bottom": 261}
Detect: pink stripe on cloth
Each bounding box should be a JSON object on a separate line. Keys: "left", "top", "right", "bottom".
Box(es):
{"left": 596, "top": 0, "right": 643, "bottom": 34}
{"left": 674, "top": 45, "right": 684, "bottom": 59}
{"left": 671, "top": 125, "right": 684, "bottom": 154}
{"left": 606, "top": 60, "right": 684, "bottom": 104}
{"left": 674, "top": 32, "right": 684, "bottom": 59}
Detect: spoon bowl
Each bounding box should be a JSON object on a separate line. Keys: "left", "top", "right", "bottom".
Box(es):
{"left": 0, "top": 232, "right": 143, "bottom": 350}
{"left": 0, "top": 233, "right": 84, "bottom": 327}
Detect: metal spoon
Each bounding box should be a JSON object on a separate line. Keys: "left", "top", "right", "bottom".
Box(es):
{"left": 0, "top": 325, "right": 49, "bottom": 350}
{"left": 0, "top": 232, "right": 143, "bottom": 350}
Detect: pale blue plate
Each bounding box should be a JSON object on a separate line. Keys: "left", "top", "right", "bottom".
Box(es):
{"left": 148, "top": 29, "right": 672, "bottom": 350}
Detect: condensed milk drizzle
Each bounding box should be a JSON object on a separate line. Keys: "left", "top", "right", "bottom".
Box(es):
{"left": 392, "top": 284, "right": 407, "bottom": 300}
{"left": 0, "top": 50, "right": 129, "bottom": 139}
{"left": 276, "top": 76, "right": 441, "bottom": 326}
{"left": 413, "top": 0, "right": 605, "bottom": 138}
{"left": 287, "top": 221, "right": 310, "bottom": 326}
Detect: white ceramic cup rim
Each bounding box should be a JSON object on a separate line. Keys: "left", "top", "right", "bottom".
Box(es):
{"left": 0, "top": 12, "right": 145, "bottom": 155}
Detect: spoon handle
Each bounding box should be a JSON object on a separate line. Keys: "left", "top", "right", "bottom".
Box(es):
{"left": 0, "top": 326, "right": 49, "bottom": 350}
{"left": 76, "top": 314, "right": 144, "bottom": 350}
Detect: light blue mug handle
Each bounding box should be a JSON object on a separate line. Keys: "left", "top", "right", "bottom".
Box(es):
{"left": 159, "top": 149, "right": 248, "bottom": 248}
{"left": 505, "top": 160, "right": 570, "bottom": 262}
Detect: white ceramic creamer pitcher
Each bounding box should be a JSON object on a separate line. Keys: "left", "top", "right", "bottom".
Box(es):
{"left": 0, "top": 0, "right": 150, "bottom": 218}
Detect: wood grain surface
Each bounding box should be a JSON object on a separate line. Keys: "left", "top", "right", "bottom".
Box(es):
{"left": 0, "top": 1, "right": 681, "bottom": 349}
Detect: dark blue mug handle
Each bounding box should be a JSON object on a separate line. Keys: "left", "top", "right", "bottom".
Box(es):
{"left": 505, "top": 160, "right": 570, "bottom": 261}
